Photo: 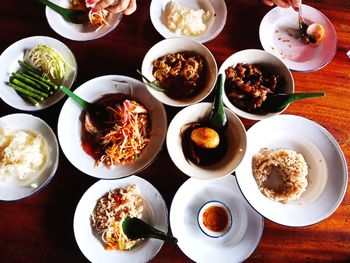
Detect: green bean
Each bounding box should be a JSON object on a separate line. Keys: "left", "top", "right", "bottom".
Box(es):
{"left": 8, "top": 83, "right": 44, "bottom": 101}
{"left": 20, "top": 73, "right": 53, "bottom": 93}
{"left": 11, "top": 78, "right": 49, "bottom": 98}
{"left": 23, "top": 70, "right": 57, "bottom": 90}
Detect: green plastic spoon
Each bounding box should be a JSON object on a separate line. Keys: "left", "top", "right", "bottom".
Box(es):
{"left": 36, "top": 0, "right": 88, "bottom": 24}
{"left": 122, "top": 217, "right": 178, "bottom": 243}
{"left": 263, "top": 92, "right": 325, "bottom": 112}
{"left": 208, "top": 73, "right": 227, "bottom": 131}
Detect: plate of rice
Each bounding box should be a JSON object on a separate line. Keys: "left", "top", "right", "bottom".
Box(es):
{"left": 235, "top": 114, "right": 348, "bottom": 227}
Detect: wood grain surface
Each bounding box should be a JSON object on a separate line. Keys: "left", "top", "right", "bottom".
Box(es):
{"left": 0, "top": 0, "right": 349, "bottom": 262}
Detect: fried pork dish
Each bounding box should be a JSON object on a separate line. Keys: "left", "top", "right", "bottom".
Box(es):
{"left": 252, "top": 148, "right": 308, "bottom": 204}
{"left": 152, "top": 52, "right": 206, "bottom": 99}
{"left": 91, "top": 185, "right": 143, "bottom": 250}
{"left": 225, "top": 63, "right": 281, "bottom": 112}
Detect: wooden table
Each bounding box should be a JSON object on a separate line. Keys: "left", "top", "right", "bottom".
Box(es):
{"left": 0, "top": 0, "right": 349, "bottom": 262}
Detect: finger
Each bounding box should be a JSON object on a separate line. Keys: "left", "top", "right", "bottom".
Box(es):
{"left": 123, "top": 0, "right": 137, "bottom": 15}
{"left": 93, "top": 0, "right": 117, "bottom": 11}
{"left": 291, "top": 0, "right": 301, "bottom": 9}
{"left": 262, "top": 0, "right": 274, "bottom": 7}
{"left": 271, "top": 0, "right": 290, "bottom": 8}
{"left": 105, "top": 0, "right": 130, "bottom": 14}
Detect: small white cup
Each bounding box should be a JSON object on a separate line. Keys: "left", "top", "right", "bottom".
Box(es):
{"left": 197, "top": 200, "right": 232, "bottom": 238}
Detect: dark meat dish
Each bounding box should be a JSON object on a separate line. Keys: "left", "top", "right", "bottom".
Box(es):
{"left": 225, "top": 63, "right": 282, "bottom": 112}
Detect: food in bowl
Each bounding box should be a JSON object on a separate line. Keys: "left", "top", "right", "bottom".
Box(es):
{"left": 81, "top": 93, "right": 151, "bottom": 168}
{"left": 306, "top": 23, "right": 325, "bottom": 43}
{"left": 91, "top": 184, "right": 143, "bottom": 250}
{"left": 252, "top": 148, "right": 308, "bottom": 204}
{"left": 224, "top": 63, "right": 283, "bottom": 112}
{"left": 181, "top": 122, "right": 226, "bottom": 166}
{"left": 152, "top": 52, "right": 206, "bottom": 99}
{"left": 70, "top": 0, "right": 110, "bottom": 27}
{"left": 163, "top": 0, "right": 212, "bottom": 36}
{"left": 0, "top": 128, "right": 47, "bottom": 184}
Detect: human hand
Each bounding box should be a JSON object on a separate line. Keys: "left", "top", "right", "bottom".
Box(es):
{"left": 262, "top": 0, "right": 301, "bottom": 10}
{"left": 89, "top": 0, "right": 137, "bottom": 15}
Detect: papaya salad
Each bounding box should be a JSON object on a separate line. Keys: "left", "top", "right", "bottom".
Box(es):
{"left": 81, "top": 94, "right": 151, "bottom": 168}
{"left": 70, "top": 0, "right": 110, "bottom": 27}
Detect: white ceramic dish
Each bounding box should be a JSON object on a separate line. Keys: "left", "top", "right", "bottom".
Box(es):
{"left": 141, "top": 37, "right": 217, "bottom": 107}
{"left": 0, "top": 36, "right": 77, "bottom": 111}
{"left": 219, "top": 49, "right": 294, "bottom": 121}
{"left": 57, "top": 75, "right": 167, "bottom": 179}
{"left": 166, "top": 102, "right": 247, "bottom": 179}
{"left": 170, "top": 175, "right": 264, "bottom": 263}
{"left": 150, "top": 0, "right": 227, "bottom": 43}
{"left": 0, "top": 114, "right": 59, "bottom": 201}
{"left": 197, "top": 200, "right": 232, "bottom": 238}
{"left": 74, "top": 175, "right": 168, "bottom": 263}
{"left": 259, "top": 5, "right": 337, "bottom": 72}
{"left": 45, "top": 0, "right": 123, "bottom": 41}
{"left": 235, "top": 115, "right": 348, "bottom": 227}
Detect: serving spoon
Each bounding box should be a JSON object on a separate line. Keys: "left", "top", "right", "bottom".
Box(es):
{"left": 208, "top": 73, "right": 227, "bottom": 131}
{"left": 122, "top": 217, "right": 178, "bottom": 243}
{"left": 263, "top": 92, "right": 325, "bottom": 112}
{"left": 36, "top": 0, "right": 88, "bottom": 24}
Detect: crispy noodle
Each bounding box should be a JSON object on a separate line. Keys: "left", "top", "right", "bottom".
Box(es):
{"left": 91, "top": 185, "right": 143, "bottom": 250}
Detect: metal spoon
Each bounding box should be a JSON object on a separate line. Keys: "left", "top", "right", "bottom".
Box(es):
{"left": 122, "top": 217, "right": 178, "bottom": 243}
{"left": 36, "top": 0, "right": 88, "bottom": 24}
{"left": 298, "top": 3, "right": 316, "bottom": 43}
{"left": 263, "top": 92, "right": 325, "bottom": 112}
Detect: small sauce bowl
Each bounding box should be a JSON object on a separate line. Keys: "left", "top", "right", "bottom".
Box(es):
{"left": 197, "top": 200, "right": 232, "bottom": 238}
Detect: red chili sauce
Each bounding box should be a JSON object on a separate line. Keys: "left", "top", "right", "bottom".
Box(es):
{"left": 202, "top": 205, "right": 229, "bottom": 232}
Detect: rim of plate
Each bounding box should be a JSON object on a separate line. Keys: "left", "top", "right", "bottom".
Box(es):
{"left": 0, "top": 35, "right": 77, "bottom": 111}
{"left": 0, "top": 113, "right": 59, "bottom": 201}
{"left": 235, "top": 114, "right": 348, "bottom": 227}
{"left": 73, "top": 175, "right": 168, "bottom": 263}
{"left": 57, "top": 75, "right": 167, "bottom": 179}
{"left": 150, "top": 0, "right": 227, "bottom": 43}
{"left": 45, "top": 0, "right": 123, "bottom": 41}
{"left": 259, "top": 5, "right": 337, "bottom": 72}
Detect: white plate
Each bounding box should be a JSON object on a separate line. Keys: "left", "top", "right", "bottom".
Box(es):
{"left": 0, "top": 114, "right": 59, "bottom": 201}
{"left": 259, "top": 5, "right": 337, "bottom": 72}
{"left": 235, "top": 115, "right": 348, "bottom": 227}
{"left": 150, "top": 0, "right": 227, "bottom": 43}
{"left": 46, "top": 0, "right": 123, "bottom": 41}
{"left": 57, "top": 75, "right": 167, "bottom": 179}
{"left": 0, "top": 36, "right": 77, "bottom": 111}
{"left": 170, "top": 175, "right": 264, "bottom": 263}
{"left": 73, "top": 175, "right": 168, "bottom": 263}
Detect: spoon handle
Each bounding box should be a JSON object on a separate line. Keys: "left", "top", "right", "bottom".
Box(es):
{"left": 59, "top": 85, "right": 92, "bottom": 110}
{"left": 208, "top": 74, "right": 227, "bottom": 131}
{"left": 289, "top": 92, "right": 325, "bottom": 103}
{"left": 36, "top": 0, "right": 68, "bottom": 15}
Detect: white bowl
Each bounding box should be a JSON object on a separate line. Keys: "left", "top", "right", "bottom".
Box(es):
{"left": 197, "top": 200, "right": 232, "bottom": 238}
{"left": 235, "top": 115, "right": 348, "bottom": 227}
{"left": 150, "top": 0, "right": 227, "bottom": 43}
{"left": 219, "top": 49, "right": 294, "bottom": 120}
{"left": 58, "top": 75, "right": 167, "bottom": 179}
{"left": 141, "top": 37, "right": 217, "bottom": 107}
{"left": 166, "top": 102, "right": 246, "bottom": 179}
{"left": 45, "top": 0, "right": 123, "bottom": 41}
{"left": 0, "top": 36, "right": 77, "bottom": 111}
{"left": 0, "top": 114, "right": 59, "bottom": 201}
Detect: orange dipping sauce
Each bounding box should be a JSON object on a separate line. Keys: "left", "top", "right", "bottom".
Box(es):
{"left": 202, "top": 205, "right": 229, "bottom": 232}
